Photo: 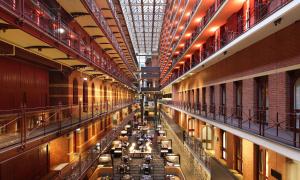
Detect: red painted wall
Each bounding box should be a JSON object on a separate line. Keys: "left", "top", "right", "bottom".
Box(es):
{"left": 0, "top": 57, "right": 49, "bottom": 110}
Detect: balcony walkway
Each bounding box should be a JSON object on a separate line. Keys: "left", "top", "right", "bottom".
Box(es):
{"left": 163, "top": 102, "right": 300, "bottom": 149}
{"left": 44, "top": 111, "right": 136, "bottom": 179}
{"left": 0, "top": 103, "right": 134, "bottom": 150}
{"left": 161, "top": 112, "right": 236, "bottom": 180}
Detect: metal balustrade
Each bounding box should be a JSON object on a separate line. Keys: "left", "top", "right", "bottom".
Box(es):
{"left": 160, "top": 110, "right": 211, "bottom": 171}
{"left": 106, "top": 0, "right": 137, "bottom": 67}
{"left": 161, "top": 0, "right": 291, "bottom": 87}
{"left": 160, "top": 0, "right": 223, "bottom": 76}
{"left": 84, "top": 0, "right": 134, "bottom": 74}
{"left": 159, "top": 0, "right": 188, "bottom": 67}
{"left": 55, "top": 110, "right": 138, "bottom": 180}
{"left": 0, "top": 101, "right": 136, "bottom": 150}
{"left": 0, "top": 0, "right": 134, "bottom": 87}
{"left": 160, "top": 100, "right": 300, "bottom": 148}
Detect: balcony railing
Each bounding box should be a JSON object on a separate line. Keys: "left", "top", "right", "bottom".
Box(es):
{"left": 84, "top": 0, "right": 134, "bottom": 74}
{"left": 161, "top": 0, "right": 291, "bottom": 87}
{"left": 160, "top": 100, "right": 300, "bottom": 148}
{"left": 159, "top": 0, "right": 188, "bottom": 66}
{"left": 52, "top": 110, "right": 137, "bottom": 179}
{"left": 107, "top": 0, "right": 137, "bottom": 67}
{"left": 160, "top": 110, "right": 211, "bottom": 171}
{"left": 140, "top": 87, "right": 160, "bottom": 92}
{"left": 0, "top": 0, "right": 133, "bottom": 87}
{"left": 0, "top": 100, "right": 136, "bottom": 150}
{"left": 161, "top": 0, "right": 224, "bottom": 75}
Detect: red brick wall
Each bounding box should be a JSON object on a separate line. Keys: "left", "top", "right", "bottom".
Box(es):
{"left": 226, "top": 82, "right": 234, "bottom": 116}
{"left": 268, "top": 72, "right": 290, "bottom": 128}
{"left": 173, "top": 22, "right": 300, "bottom": 88}
{"left": 242, "top": 78, "right": 255, "bottom": 119}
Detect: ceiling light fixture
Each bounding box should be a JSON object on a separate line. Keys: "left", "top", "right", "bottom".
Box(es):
{"left": 57, "top": 28, "right": 65, "bottom": 34}
{"left": 195, "top": 17, "right": 202, "bottom": 23}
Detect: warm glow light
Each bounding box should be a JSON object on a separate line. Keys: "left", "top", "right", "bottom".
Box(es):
{"left": 179, "top": 26, "right": 184, "bottom": 30}
{"left": 175, "top": 51, "right": 179, "bottom": 54}
{"left": 57, "top": 28, "right": 65, "bottom": 34}
{"left": 179, "top": 8, "right": 183, "bottom": 12}
{"left": 185, "top": 12, "right": 191, "bottom": 17}
{"left": 179, "top": 43, "right": 184, "bottom": 47}
{"left": 195, "top": 17, "right": 202, "bottom": 23}
{"left": 175, "top": 36, "right": 179, "bottom": 39}
{"left": 83, "top": 77, "right": 88, "bottom": 81}
{"left": 179, "top": 61, "right": 184, "bottom": 64}
{"left": 186, "top": 54, "right": 191, "bottom": 58}
{"left": 195, "top": 43, "right": 202, "bottom": 48}
{"left": 185, "top": 33, "right": 191, "bottom": 37}
{"left": 210, "top": 26, "right": 219, "bottom": 32}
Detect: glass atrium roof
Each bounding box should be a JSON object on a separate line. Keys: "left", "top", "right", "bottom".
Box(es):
{"left": 119, "top": 0, "right": 167, "bottom": 55}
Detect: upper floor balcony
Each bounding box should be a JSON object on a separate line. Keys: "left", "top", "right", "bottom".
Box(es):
{"left": 140, "top": 87, "right": 160, "bottom": 93}
{"left": 160, "top": 0, "right": 295, "bottom": 86}
{"left": 0, "top": 0, "right": 135, "bottom": 88}
{"left": 106, "top": 0, "right": 138, "bottom": 69}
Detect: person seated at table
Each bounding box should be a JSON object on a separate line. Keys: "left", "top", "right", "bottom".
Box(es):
{"left": 144, "top": 154, "right": 152, "bottom": 164}
{"left": 119, "top": 164, "right": 130, "bottom": 174}
{"left": 140, "top": 164, "right": 151, "bottom": 175}
{"left": 121, "top": 174, "right": 132, "bottom": 180}
{"left": 122, "top": 155, "right": 130, "bottom": 164}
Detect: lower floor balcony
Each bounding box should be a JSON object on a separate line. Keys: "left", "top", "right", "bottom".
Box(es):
{"left": 0, "top": 101, "right": 136, "bottom": 151}
{"left": 160, "top": 101, "right": 300, "bottom": 151}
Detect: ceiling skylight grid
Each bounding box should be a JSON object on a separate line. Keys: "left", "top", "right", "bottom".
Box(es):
{"left": 120, "top": 0, "right": 167, "bottom": 55}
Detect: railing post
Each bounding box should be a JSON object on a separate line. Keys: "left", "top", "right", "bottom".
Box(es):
{"left": 58, "top": 102, "right": 62, "bottom": 133}
{"left": 262, "top": 111, "right": 265, "bottom": 136}
{"left": 276, "top": 112, "right": 279, "bottom": 137}
{"left": 294, "top": 114, "right": 297, "bottom": 147}
{"left": 21, "top": 104, "right": 26, "bottom": 146}
{"left": 79, "top": 101, "right": 82, "bottom": 122}
{"left": 248, "top": 109, "right": 251, "bottom": 129}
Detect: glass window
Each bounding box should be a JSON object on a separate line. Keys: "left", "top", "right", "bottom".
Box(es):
{"left": 222, "top": 131, "right": 227, "bottom": 159}
{"left": 73, "top": 79, "right": 78, "bottom": 105}
{"left": 83, "top": 81, "right": 88, "bottom": 112}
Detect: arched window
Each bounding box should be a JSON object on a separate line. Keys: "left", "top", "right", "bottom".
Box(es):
{"left": 73, "top": 79, "right": 78, "bottom": 105}
{"left": 83, "top": 81, "right": 88, "bottom": 112}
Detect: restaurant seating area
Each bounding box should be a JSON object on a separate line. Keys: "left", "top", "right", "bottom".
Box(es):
{"left": 89, "top": 118, "right": 185, "bottom": 180}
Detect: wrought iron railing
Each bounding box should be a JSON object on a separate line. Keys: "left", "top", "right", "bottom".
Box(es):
{"left": 56, "top": 110, "right": 137, "bottom": 180}
{"left": 161, "top": 0, "right": 291, "bottom": 87}
{"left": 0, "top": 0, "right": 134, "bottom": 87}
{"left": 161, "top": 100, "right": 300, "bottom": 148}
{"left": 160, "top": 110, "right": 211, "bottom": 170}
{"left": 0, "top": 100, "right": 136, "bottom": 150}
